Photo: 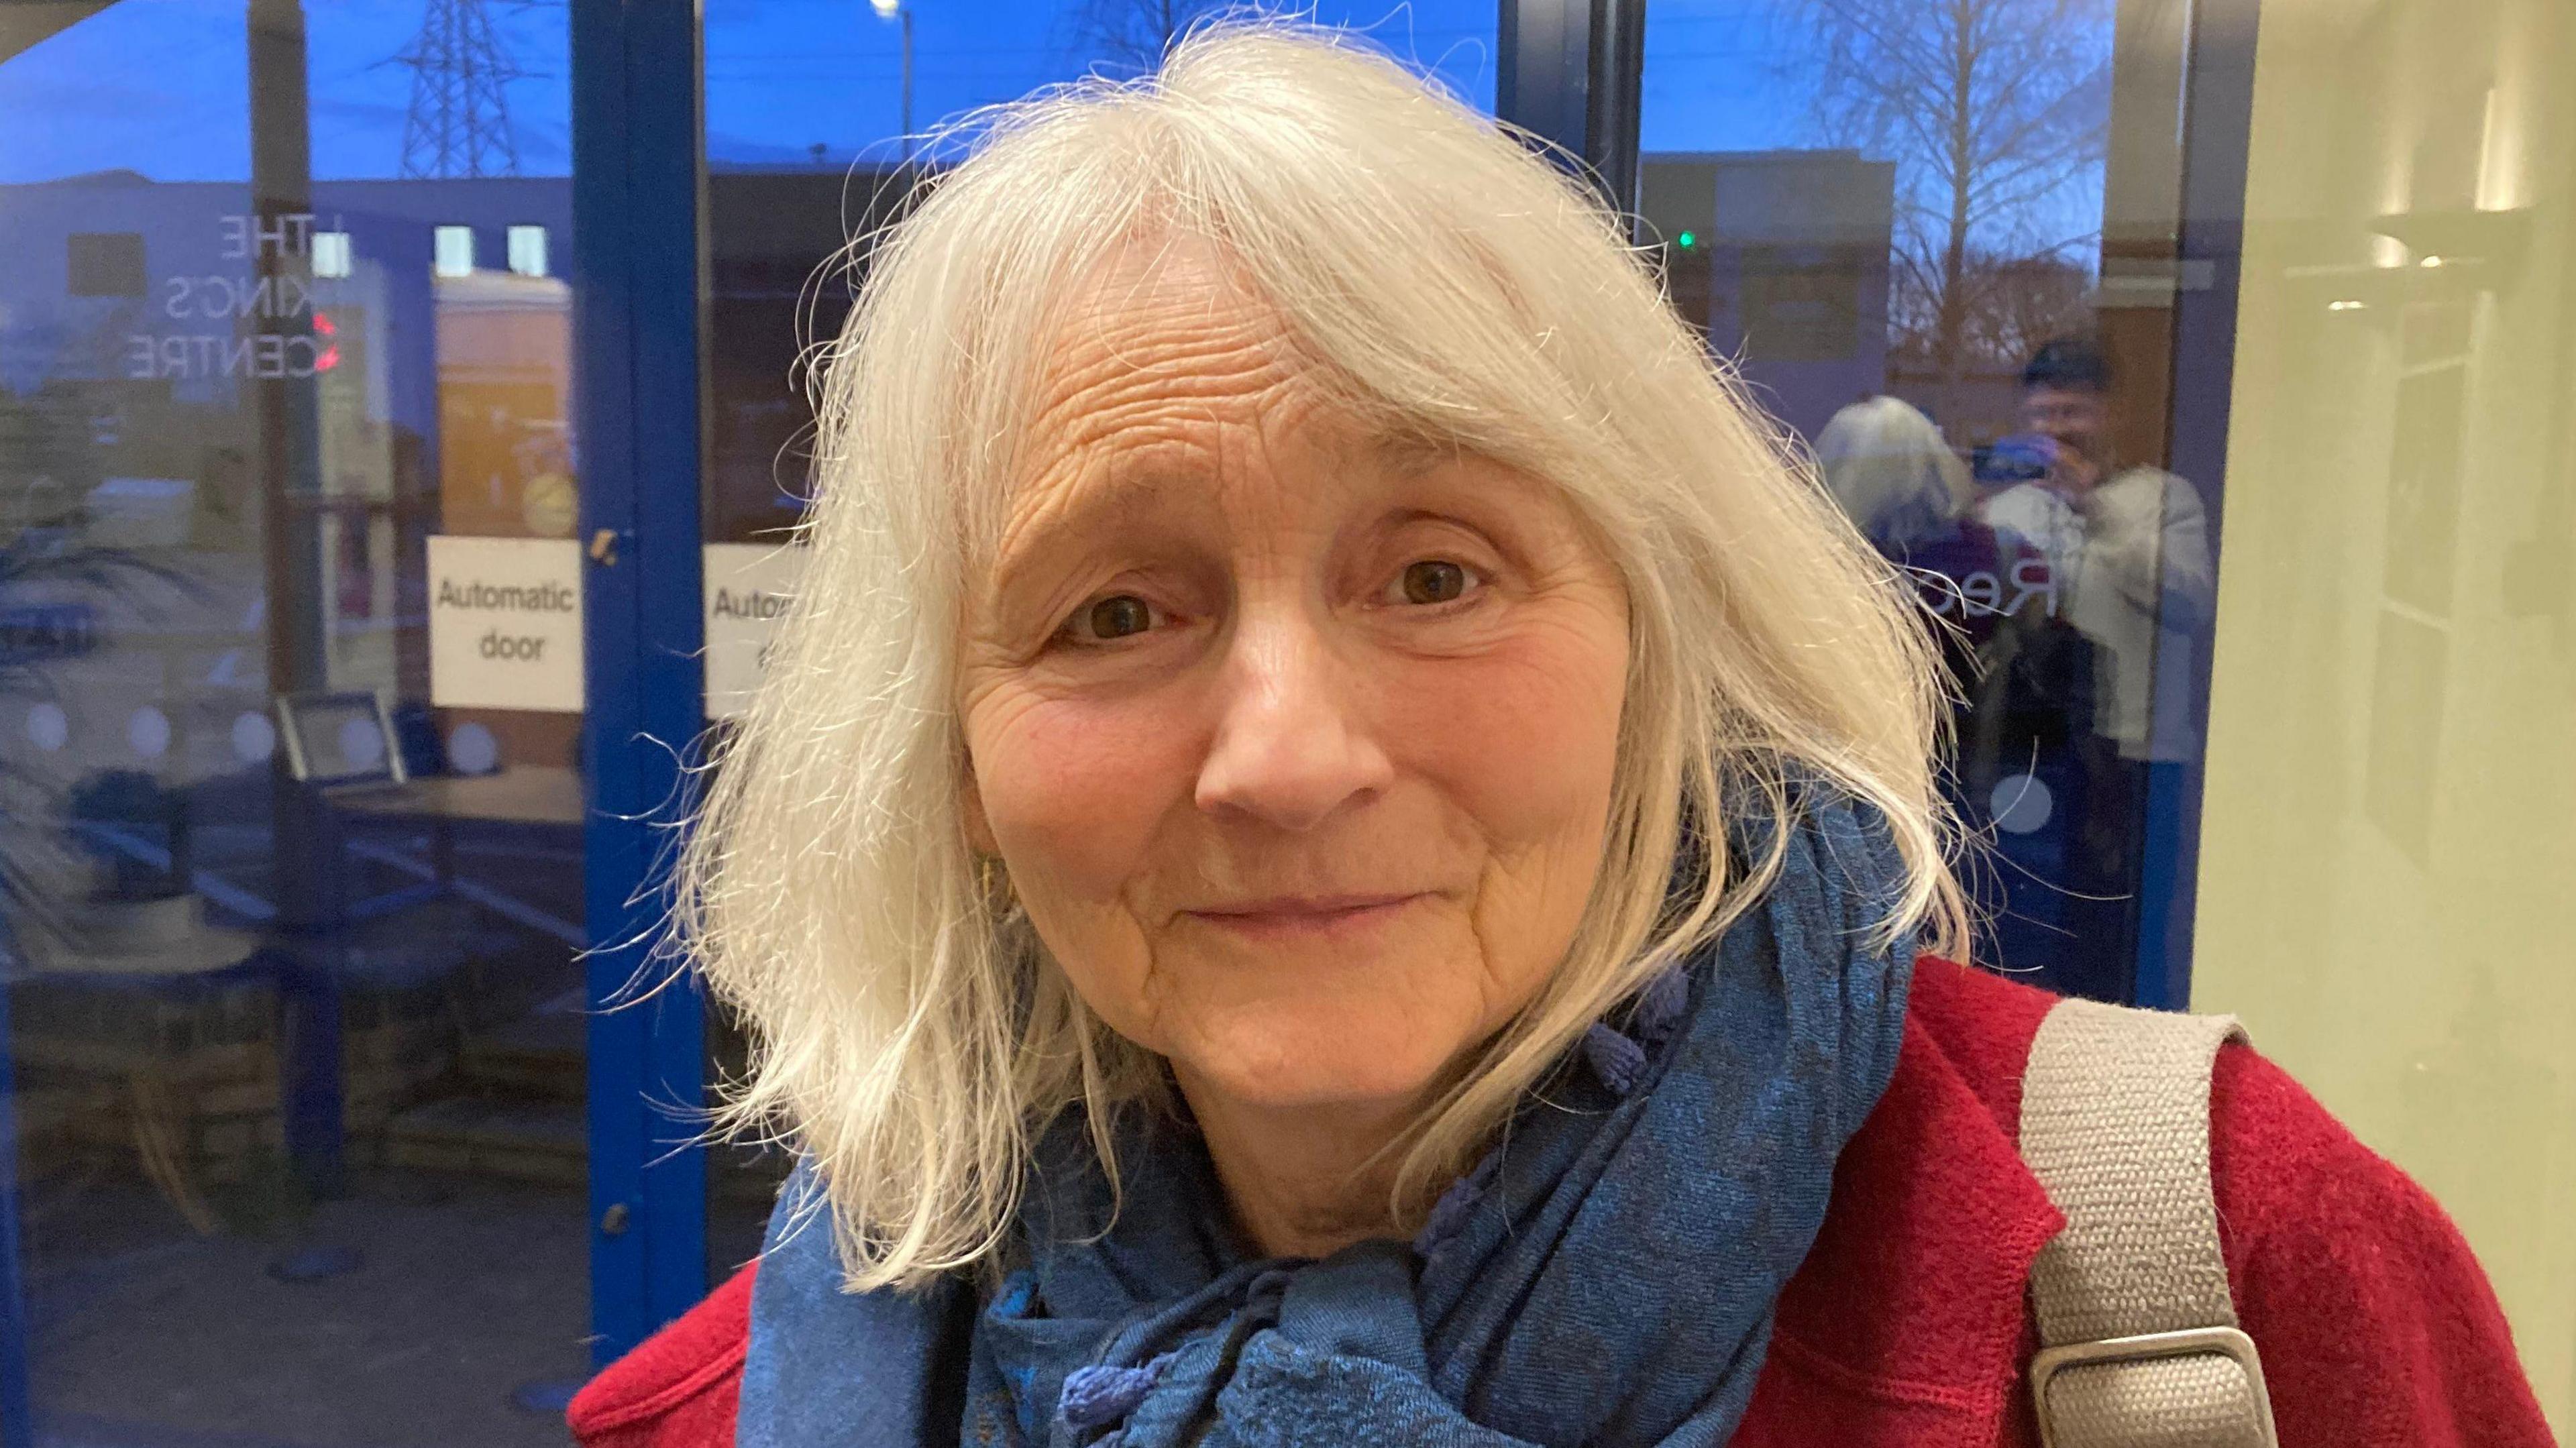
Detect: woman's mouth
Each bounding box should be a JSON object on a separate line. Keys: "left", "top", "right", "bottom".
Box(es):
{"left": 1182, "top": 893, "right": 1429, "bottom": 940}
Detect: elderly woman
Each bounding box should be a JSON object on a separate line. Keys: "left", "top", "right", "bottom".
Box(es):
{"left": 570, "top": 25, "right": 2544, "bottom": 1448}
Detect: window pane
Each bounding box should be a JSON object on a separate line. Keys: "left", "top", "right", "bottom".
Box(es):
{"left": 506, "top": 224, "right": 549, "bottom": 278}
{"left": 433, "top": 223, "right": 476, "bottom": 277}
{"left": 1644, "top": 0, "right": 2180, "bottom": 1005}
{"left": 702, "top": 0, "right": 1500, "bottom": 545}
{"left": 313, "top": 228, "right": 354, "bottom": 280}
{"left": 1, "top": 3, "right": 596, "bottom": 1440}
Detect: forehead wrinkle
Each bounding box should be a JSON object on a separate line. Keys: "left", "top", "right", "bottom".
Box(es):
{"left": 1024, "top": 297, "right": 1297, "bottom": 453}
{"left": 1019, "top": 227, "right": 1318, "bottom": 444}
{"left": 994, "top": 268, "right": 1312, "bottom": 583}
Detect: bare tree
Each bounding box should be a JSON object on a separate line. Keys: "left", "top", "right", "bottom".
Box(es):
{"left": 1067, "top": 0, "right": 1232, "bottom": 74}
{"left": 1778, "top": 0, "right": 2114, "bottom": 390}
{"left": 1959, "top": 253, "right": 2094, "bottom": 371}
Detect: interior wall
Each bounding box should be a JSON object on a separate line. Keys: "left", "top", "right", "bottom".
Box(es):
{"left": 2193, "top": 0, "right": 2576, "bottom": 1431}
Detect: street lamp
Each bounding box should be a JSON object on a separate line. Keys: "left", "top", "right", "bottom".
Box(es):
{"left": 870, "top": 0, "right": 913, "bottom": 168}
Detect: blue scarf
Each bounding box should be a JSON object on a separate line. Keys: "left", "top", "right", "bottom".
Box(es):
{"left": 739, "top": 796, "right": 1915, "bottom": 1448}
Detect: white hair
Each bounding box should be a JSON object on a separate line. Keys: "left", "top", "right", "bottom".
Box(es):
{"left": 675, "top": 19, "right": 1966, "bottom": 1292}
{"left": 1815, "top": 394, "right": 1975, "bottom": 553}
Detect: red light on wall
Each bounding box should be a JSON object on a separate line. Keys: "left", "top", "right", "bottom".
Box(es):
{"left": 313, "top": 310, "right": 341, "bottom": 372}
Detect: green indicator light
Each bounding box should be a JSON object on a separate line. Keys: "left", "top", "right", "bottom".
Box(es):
{"left": 1676, "top": 230, "right": 1697, "bottom": 248}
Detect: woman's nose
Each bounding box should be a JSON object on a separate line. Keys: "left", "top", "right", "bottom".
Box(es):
{"left": 1193, "top": 610, "right": 1396, "bottom": 832}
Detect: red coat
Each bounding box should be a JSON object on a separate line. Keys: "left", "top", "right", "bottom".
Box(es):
{"left": 570, "top": 960, "right": 2552, "bottom": 1447}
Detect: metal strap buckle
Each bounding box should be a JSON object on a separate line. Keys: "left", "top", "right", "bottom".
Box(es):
{"left": 2029, "top": 1326, "right": 2279, "bottom": 1448}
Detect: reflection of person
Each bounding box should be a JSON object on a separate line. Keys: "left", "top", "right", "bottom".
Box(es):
{"left": 569, "top": 28, "right": 2547, "bottom": 1448}
{"left": 1814, "top": 394, "right": 2045, "bottom": 793}
{"left": 1814, "top": 393, "right": 1974, "bottom": 555}
{"left": 1814, "top": 394, "right": 2043, "bottom": 676}
{"left": 1981, "top": 339, "right": 2216, "bottom": 1000}
{"left": 1986, "top": 339, "right": 2215, "bottom": 766}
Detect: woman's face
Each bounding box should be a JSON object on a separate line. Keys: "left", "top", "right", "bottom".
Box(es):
{"left": 957, "top": 239, "right": 1630, "bottom": 1121}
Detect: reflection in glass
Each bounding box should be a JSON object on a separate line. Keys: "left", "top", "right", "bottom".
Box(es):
{"left": 1, "top": 4, "right": 595, "bottom": 1441}
{"left": 702, "top": 0, "right": 1500, "bottom": 545}
{"left": 1644, "top": 0, "right": 2197, "bottom": 1000}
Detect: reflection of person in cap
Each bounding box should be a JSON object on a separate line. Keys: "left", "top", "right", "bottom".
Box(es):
{"left": 1982, "top": 338, "right": 2216, "bottom": 1000}
{"left": 1986, "top": 339, "right": 2214, "bottom": 767}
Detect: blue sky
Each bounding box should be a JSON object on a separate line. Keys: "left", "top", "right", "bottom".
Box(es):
{"left": 0, "top": 0, "right": 1822, "bottom": 183}
{"left": 0, "top": 0, "right": 2108, "bottom": 271}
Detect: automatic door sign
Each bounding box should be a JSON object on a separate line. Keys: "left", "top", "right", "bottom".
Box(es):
{"left": 702, "top": 542, "right": 804, "bottom": 721}
{"left": 428, "top": 535, "right": 585, "bottom": 712}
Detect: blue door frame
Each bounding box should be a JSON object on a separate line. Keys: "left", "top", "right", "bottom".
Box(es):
{"left": 572, "top": 0, "right": 713, "bottom": 1366}
{"left": 1499, "top": 0, "right": 1647, "bottom": 213}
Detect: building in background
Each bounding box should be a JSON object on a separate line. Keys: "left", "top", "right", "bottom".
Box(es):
{"left": 1642, "top": 150, "right": 1894, "bottom": 441}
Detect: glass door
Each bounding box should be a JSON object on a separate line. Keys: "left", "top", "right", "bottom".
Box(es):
{"left": 1, "top": 3, "right": 621, "bottom": 1441}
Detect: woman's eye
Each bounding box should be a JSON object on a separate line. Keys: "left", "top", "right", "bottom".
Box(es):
{"left": 1066, "top": 594, "right": 1158, "bottom": 643}
{"left": 1395, "top": 559, "right": 1478, "bottom": 606}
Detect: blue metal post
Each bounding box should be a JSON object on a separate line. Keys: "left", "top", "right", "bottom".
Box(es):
{"left": 1497, "top": 0, "right": 1646, "bottom": 215}
{"left": 572, "top": 0, "right": 711, "bottom": 1362}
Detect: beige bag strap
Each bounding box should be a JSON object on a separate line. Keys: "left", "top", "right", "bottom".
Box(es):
{"left": 2017, "top": 996, "right": 2279, "bottom": 1448}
